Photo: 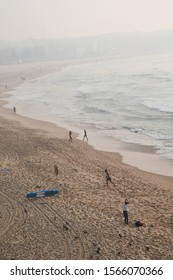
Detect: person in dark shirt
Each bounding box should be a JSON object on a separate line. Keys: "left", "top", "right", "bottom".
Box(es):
{"left": 105, "top": 169, "right": 115, "bottom": 187}
{"left": 69, "top": 131, "right": 72, "bottom": 142}
{"left": 83, "top": 129, "right": 88, "bottom": 142}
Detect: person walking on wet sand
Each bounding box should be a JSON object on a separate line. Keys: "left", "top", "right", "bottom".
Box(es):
{"left": 83, "top": 129, "right": 88, "bottom": 142}
{"left": 13, "top": 106, "right": 16, "bottom": 113}
{"left": 123, "top": 199, "right": 129, "bottom": 225}
{"left": 105, "top": 169, "right": 115, "bottom": 187}
{"left": 69, "top": 131, "right": 72, "bottom": 142}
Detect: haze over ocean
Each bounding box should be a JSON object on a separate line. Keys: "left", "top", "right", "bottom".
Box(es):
{"left": 6, "top": 52, "right": 173, "bottom": 161}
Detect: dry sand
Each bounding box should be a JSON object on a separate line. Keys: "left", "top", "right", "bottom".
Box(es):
{"left": 0, "top": 62, "right": 173, "bottom": 260}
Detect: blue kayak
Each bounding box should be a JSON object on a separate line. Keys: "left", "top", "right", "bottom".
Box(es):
{"left": 26, "top": 189, "right": 60, "bottom": 198}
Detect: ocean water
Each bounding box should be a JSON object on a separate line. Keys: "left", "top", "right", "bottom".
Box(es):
{"left": 6, "top": 53, "right": 173, "bottom": 160}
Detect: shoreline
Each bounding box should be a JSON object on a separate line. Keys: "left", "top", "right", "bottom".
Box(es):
{"left": 82, "top": 130, "right": 173, "bottom": 178}
{"left": 0, "top": 60, "right": 173, "bottom": 178}
{"left": 1, "top": 97, "right": 173, "bottom": 186}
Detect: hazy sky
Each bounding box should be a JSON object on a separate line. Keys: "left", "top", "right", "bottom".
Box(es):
{"left": 0, "top": 0, "right": 173, "bottom": 41}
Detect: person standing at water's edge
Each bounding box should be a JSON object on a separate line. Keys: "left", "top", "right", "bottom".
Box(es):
{"left": 123, "top": 199, "right": 129, "bottom": 225}
{"left": 83, "top": 129, "right": 88, "bottom": 142}
{"left": 69, "top": 131, "right": 72, "bottom": 142}
{"left": 13, "top": 106, "right": 16, "bottom": 113}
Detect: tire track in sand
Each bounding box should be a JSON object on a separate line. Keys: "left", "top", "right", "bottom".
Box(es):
{"left": 29, "top": 200, "right": 71, "bottom": 259}
{"left": 40, "top": 201, "right": 85, "bottom": 259}
{"left": 0, "top": 191, "right": 28, "bottom": 241}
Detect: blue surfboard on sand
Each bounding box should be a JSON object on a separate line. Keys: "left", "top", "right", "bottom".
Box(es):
{"left": 26, "top": 189, "right": 60, "bottom": 198}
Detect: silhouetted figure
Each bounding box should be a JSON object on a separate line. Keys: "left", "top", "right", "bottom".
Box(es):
{"left": 69, "top": 131, "right": 72, "bottom": 142}
{"left": 123, "top": 199, "right": 129, "bottom": 225}
{"left": 105, "top": 169, "right": 115, "bottom": 187}
{"left": 13, "top": 106, "right": 16, "bottom": 113}
{"left": 83, "top": 129, "right": 88, "bottom": 142}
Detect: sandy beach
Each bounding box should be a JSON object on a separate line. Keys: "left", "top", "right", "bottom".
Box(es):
{"left": 0, "top": 61, "right": 173, "bottom": 260}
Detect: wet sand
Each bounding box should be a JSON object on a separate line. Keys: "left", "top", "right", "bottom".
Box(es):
{"left": 0, "top": 62, "right": 173, "bottom": 259}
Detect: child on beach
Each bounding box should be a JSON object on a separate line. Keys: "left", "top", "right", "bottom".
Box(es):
{"left": 105, "top": 169, "right": 115, "bottom": 187}
{"left": 54, "top": 164, "right": 58, "bottom": 178}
